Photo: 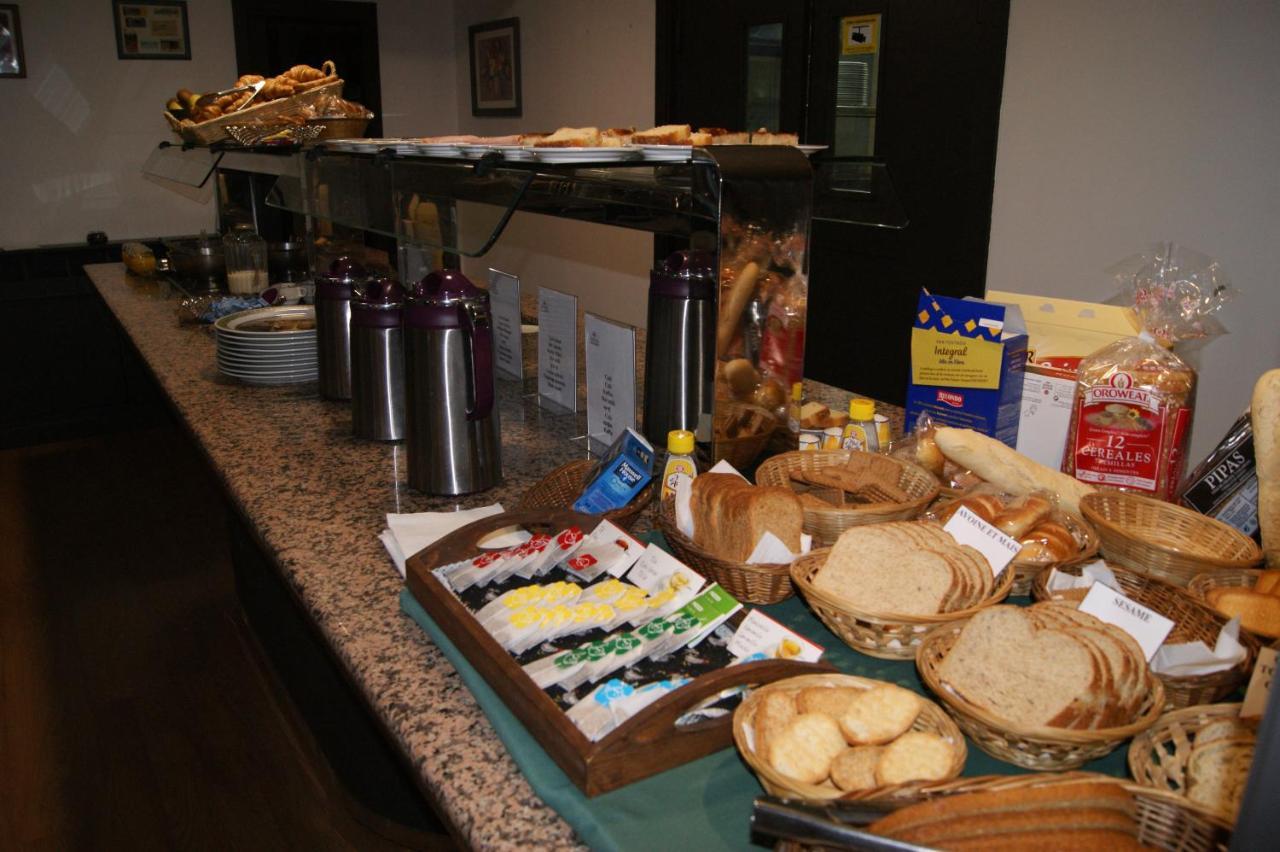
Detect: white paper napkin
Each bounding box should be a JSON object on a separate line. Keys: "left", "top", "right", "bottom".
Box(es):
{"left": 1046, "top": 559, "right": 1119, "bottom": 592}
{"left": 382, "top": 503, "right": 528, "bottom": 578}
{"left": 675, "top": 461, "right": 810, "bottom": 564}
{"left": 1151, "top": 617, "right": 1248, "bottom": 676}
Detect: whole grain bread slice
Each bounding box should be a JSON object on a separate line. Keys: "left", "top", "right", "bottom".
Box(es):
{"left": 938, "top": 606, "right": 1099, "bottom": 728}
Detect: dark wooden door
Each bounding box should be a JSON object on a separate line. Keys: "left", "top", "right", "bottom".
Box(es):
{"left": 231, "top": 0, "right": 383, "bottom": 137}
{"left": 656, "top": 0, "right": 1010, "bottom": 406}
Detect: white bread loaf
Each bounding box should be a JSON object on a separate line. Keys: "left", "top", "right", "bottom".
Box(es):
{"left": 1253, "top": 369, "right": 1280, "bottom": 567}
{"left": 934, "top": 427, "right": 1096, "bottom": 515}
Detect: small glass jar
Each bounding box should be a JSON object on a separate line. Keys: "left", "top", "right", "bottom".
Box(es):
{"left": 223, "top": 224, "right": 268, "bottom": 295}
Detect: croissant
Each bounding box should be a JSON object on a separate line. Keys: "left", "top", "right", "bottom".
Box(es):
{"left": 282, "top": 64, "right": 325, "bottom": 83}
{"left": 234, "top": 74, "right": 265, "bottom": 87}
{"left": 259, "top": 77, "right": 297, "bottom": 101}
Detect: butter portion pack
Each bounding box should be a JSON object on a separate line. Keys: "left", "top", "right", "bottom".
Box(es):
{"left": 905, "top": 290, "right": 1027, "bottom": 448}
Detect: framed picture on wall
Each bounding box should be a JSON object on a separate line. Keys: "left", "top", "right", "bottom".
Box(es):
{"left": 113, "top": 0, "right": 191, "bottom": 60}
{"left": 0, "top": 4, "right": 25, "bottom": 78}
{"left": 469, "top": 17, "right": 521, "bottom": 117}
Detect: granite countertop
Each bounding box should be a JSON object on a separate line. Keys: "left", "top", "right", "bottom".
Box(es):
{"left": 86, "top": 263, "right": 902, "bottom": 850}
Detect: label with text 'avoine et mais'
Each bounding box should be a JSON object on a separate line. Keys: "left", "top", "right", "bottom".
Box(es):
{"left": 1071, "top": 371, "right": 1190, "bottom": 498}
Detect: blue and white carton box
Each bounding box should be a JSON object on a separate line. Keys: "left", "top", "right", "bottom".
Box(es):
{"left": 572, "top": 428, "right": 655, "bottom": 514}
{"left": 905, "top": 290, "right": 1028, "bottom": 448}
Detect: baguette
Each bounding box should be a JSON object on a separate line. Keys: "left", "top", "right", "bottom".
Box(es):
{"left": 934, "top": 427, "right": 1096, "bottom": 515}
{"left": 1253, "top": 369, "right": 1280, "bottom": 567}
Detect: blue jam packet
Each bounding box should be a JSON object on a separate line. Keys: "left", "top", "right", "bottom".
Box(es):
{"left": 572, "top": 428, "right": 655, "bottom": 514}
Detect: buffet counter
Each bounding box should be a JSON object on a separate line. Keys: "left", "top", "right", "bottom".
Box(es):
{"left": 85, "top": 262, "right": 888, "bottom": 849}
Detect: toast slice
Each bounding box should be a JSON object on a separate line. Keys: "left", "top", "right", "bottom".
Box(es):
{"left": 702, "top": 127, "right": 751, "bottom": 145}
{"left": 533, "top": 126, "right": 601, "bottom": 147}
{"left": 633, "top": 123, "right": 692, "bottom": 144}
{"left": 751, "top": 128, "right": 800, "bottom": 145}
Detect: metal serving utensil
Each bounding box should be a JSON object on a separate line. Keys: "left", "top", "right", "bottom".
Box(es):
{"left": 195, "top": 80, "right": 266, "bottom": 111}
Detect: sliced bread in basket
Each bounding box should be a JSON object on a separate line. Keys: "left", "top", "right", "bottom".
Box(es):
{"left": 690, "top": 473, "right": 802, "bottom": 562}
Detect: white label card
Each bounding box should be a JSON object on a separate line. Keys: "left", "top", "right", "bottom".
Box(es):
{"left": 1241, "top": 646, "right": 1276, "bottom": 720}
{"left": 726, "top": 610, "right": 824, "bottom": 663}
{"left": 1077, "top": 583, "right": 1176, "bottom": 661}
{"left": 584, "top": 313, "right": 637, "bottom": 453}
{"left": 489, "top": 269, "right": 523, "bottom": 382}
{"left": 943, "top": 507, "right": 1022, "bottom": 577}
{"left": 537, "top": 286, "right": 578, "bottom": 413}
{"left": 625, "top": 543, "right": 705, "bottom": 596}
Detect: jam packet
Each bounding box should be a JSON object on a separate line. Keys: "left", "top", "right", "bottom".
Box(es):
{"left": 559, "top": 520, "right": 644, "bottom": 582}
{"left": 475, "top": 580, "right": 582, "bottom": 632}
{"left": 565, "top": 677, "right": 691, "bottom": 742}
{"left": 525, "top": 525, "right": 588, "bottom": 577}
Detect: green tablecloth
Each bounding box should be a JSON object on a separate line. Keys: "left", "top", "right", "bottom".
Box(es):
{"left": 398, "top": 535, "right": 1130, "bottom": 851}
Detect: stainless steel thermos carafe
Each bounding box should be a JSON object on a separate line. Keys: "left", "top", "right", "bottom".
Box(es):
{"left": 404, "top": 270, "right": 502, "bottom": 495}
{"left": 350, "top": 276, "right": 406, "bottom": 442}
{"left": 315, "top": 256, "right": 364, "bottom": 400}
{"left": 642, "top": 249, "right": 716, "bottom": 446}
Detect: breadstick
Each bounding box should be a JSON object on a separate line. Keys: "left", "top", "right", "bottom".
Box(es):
{"left": 716, "top": 261, "right": 760, "bottom": 355}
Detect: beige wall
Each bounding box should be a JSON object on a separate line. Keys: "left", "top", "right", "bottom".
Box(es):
{"left": 0, "top": 0, "right": 237, "bottom": 248}
{"left": 988, "top": 0, "right": 1280, "bottom": 460}
{"left": 452, "top": 0, "right": 655, "bottom": 328}
{"left": 0, "top": 0, "right": 453, "bottom": 250}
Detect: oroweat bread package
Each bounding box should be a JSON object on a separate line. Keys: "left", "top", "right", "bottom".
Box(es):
{"left": 1063, "top": 244, "right": 1235, "bottom": 501}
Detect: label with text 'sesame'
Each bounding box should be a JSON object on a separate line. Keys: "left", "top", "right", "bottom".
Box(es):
{"left": 1071, "top": 371, "right": 1188, "bottom": 498}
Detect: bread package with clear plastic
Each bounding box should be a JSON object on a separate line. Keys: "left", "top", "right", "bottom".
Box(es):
{"left": 1061, "top": 244, "right": 1236, "bottom": 502}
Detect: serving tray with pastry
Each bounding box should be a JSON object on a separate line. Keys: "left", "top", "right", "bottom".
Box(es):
{"left": 164, "top": 61, "right": 346, "bottom": 145}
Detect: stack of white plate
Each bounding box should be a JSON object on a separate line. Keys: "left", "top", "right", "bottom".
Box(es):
{"left": 214, "top": 305, "right": 318, "bottom": 386}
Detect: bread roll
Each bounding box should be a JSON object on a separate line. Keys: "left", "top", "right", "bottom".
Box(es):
{"left": 934, "top": 427, "right": 1095, "bottom": 515}
{"left": 1253, "top": 369, "right": 1280, "bottom": 567}
{"left": 993, "top": 494, "right": 1053, "bottom": 538}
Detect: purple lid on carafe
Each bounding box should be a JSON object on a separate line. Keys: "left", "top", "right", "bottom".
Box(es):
{"left": 351, "top": 276, "right": 404, "bottom": 328}
{"left": 316, "top": 256, "right": 366, "bottom": 300}
{"left": 650, "top": 249, "right": 715, "bottom": 300}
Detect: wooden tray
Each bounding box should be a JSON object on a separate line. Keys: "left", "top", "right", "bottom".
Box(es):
{"left": 404, "top": 508, "right": 834, "bottom": 796}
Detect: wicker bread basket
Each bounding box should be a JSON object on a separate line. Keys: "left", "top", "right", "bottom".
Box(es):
{"left": 656, "top": 496, "right": 794, "bottom": 604}
{"left": 1128, "top": 702, "right": 1254, "bottom": 824}
{"left": 754, "top": 451, "right": 940, "bottom": 547}
{"left": 1006, "top": 507, "right": 1100, "bottom": 596}
{"left": 916, "top": 620, "right": 1166, "bottom": 769}
{"left": 1186, "top": 568, "right": 1280, "bottom": 642}
{"left": 731, "top": 673, "right": 966, "bottom": 800}
{"left": 712, "top": 400, "right": 776, "bottom": 471}
{"left": 165, "top": 79, "right": 344, "bottom": 145}
{"left": 1032, "top": 563, "right": 1260, "bottom": 708}
{"left": 517, "top": 459, "right": 655, "bottom": 532}
{"left": 1080, "top": 492, "right": 1263, "bottom": 586}
{"left": 789, "top": 545, "right": 1016, "bottom": 660}
{"left": 831, "top": 771, "right": 1233, "bottom": 852}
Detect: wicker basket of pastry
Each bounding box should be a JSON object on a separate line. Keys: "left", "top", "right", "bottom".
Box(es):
{"left": 1128, "top": 702, "right": 1257, "bottom": 825}
{"left": 712, "top": 400, "right": 776, "bottom": 472}
{"left": 1081, "top": 491, "right": 1264, "bottom": 586}
{"left": 655, "top": 474, "right": 804, "bottom": 605}
{"left": 1033, "top": 562, "right": 1261, "bottom": 708}
{"left": 164, "top": 62, "right": 344, "bottom": 145}
{"left": 1188, "top": 567, "right": 1280, "bottom": 641}
{"left": 754, "top": 450, "right": 940, "bottom": 547}
{"left": 925, "top": 488, "right": 1100, "bottom": 596}
{"left": 788, "top": 522, "right": 1015, "bottom": 660}
{"left": 832, "top": 772, "right": 1233, "bottom": 852}
{"left": 731, "top": 673, "right": 966, "bottom": 800}
{"left": 517, "top": 459, "right": 655, "bottom": 532}
{"left": 916, "top": 603, "right": 1165, "bottom": 770}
